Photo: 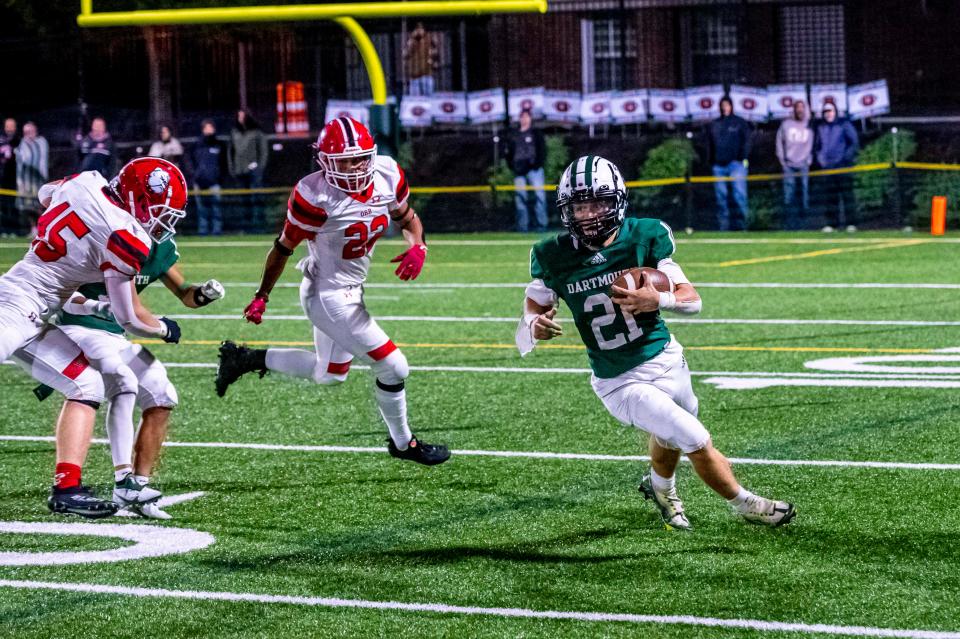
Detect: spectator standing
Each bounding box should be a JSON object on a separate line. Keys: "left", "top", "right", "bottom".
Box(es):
{"left": 504, "top": 109, "right": 547, "bottom": 232}
{"left": 707, "top": 96, "right": 752, "bottom": 231}
{"left": 191, "top": 119, "right": 227, "bottom": 236}
{"left": 813, "top": 102, "right": 860, "bottom": 232}
{"left": 14, "top": 121, "right": 48, "bottom": 237}
{"left": 0, "top": 118, "right": 19, "bottom": 237}
{"left": 148, "top": 125, "right": 184, "bottom": 168}
{"left": 78, "top": 117, "right": 115, "bottom": 177}
{"left": 403, "top": 22, "right": 439, "bottom": 96}
{"left": 776, "top": 100, "right": 813, "bottom": 230}
{"left": 228, "top": 109, "right": 269, "bottom": 233}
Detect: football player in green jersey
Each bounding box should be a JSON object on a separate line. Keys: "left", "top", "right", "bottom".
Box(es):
{"left": 517, "top": 155, "right": 795, "bottom": 529}
{"left": 36, "top": 238, "right": 224, "bottom": 518}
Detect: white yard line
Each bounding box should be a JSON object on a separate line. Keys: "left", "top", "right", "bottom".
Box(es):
{"left": 217, "top": 281, "right": 960, "bottom": 290}
{"left": 161, "top": 313, "right": 960, "bottom": 327}
{"left": 2, "top": 435, "right": 957, "bottom": 471}
{"left": 0, "top": 579, "right": 956, "bottom": 638}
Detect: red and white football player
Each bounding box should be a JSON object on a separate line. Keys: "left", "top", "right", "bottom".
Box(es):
{"left": 0, "top": 157, "right": 188, "bottom": 517}
{"left": 216, "top": 116, "right": 449, "bottom": 465}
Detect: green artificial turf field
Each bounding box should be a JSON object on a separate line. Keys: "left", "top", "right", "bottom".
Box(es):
{"left": 1, "top": 230, "right": 959, "bottom": 638}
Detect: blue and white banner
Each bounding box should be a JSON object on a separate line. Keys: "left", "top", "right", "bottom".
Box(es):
{"left": 648, "top": 90, "right": 688, "bottom": 123}
{"left": 580, "top": 91, "right": 614, "bottom": 124}
{"left": 323, "top": 100, "right": 368, "bottom": 127}
{"left": 729, "top": 85, "right": 769, "bottom": 123}
{"left": 430, "top": 92, "right": 469, "bottom": 124}
{"left": 810, "top": 84, "right": 848, "bottom": 115}
{"left": 766, "top": 84, "right": 808, "bottom": 119}
{"left": 508, "top": 87, "right": 545, "bottom": 121}
{"left": 685, "top": 85, "right": 725, "bottom": 122}
{"left": 847, "top": 80, "right": 890, "bottom": 120}
{"left": 542, "top": 91, "right": 581, "bottom": 124}
{"left": 399, "top": 97, "right": 433, "bottom": 127}
{"left": 610, "top": 90, "right": 648, "bottom": 124}
{"left": 467, "top": 89, "right": 506, "bottom": 125}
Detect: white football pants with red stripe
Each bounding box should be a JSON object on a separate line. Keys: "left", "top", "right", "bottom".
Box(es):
{"left": 264, "top": 280, "right": 409, "bottom": 384}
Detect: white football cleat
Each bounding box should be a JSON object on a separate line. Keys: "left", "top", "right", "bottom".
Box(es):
{"left": 738, "top": 495, "right": 796, "bottom": 527}
{"left": 639, "top": 474, "right": 692, "bottom": 531}
{"left": 113, "top": 475, "right": 162, "bottom": 507}
{"left": 129, "top": 502, "right": 172, "bottom": 520}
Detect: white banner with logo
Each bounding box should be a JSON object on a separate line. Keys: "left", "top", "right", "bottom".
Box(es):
{"left": 610, "top": 90, "right": 648, "bottom": 124}
{"left": 766, "top": 84, "right": 808, "bottom": 119}
{"left": 729, "top": 85, "right": 769, "bottom": 122}
{"left": 430, "top": 92, "right": 469, "bottom": 124}
{"left": 542, "top": 91, "right": 582, "bottom": 124}
{"left": 685, "top": 85, "right": 725, "bottom": 122}
{"left": 323, "top": 100, "right": 368, "bottom": 127}
{"left": 508, "top": 87, "right": 545, "bottom": 121}
{"left": 580, "top": 91, "right": 614, "bottom": 124}
{"left": 811, "top": 84, "right": 848, "bottom": 115}
{"left": 467, "top": 89, "right": 506, "bottom": 125}
{"left": 398, "top": 97, "right": 433, "bottom": 127}
{"left": 648, "top": 90, "right": 688, "bottom": 123}
{"left": 847, "top": 80, "right": 890, "bottom": 120}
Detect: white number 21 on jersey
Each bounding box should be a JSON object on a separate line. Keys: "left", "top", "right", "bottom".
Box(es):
{"left": 583, "top": 292, "right": 643, "bottom": 350}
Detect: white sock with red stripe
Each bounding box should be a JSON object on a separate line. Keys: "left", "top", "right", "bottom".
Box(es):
{"left": 106, "top": 392, "right": 137, "bottom": 469}
{"left": 375, "top": 380, "right": 412, "bottom": 450}
{"left": 265, "top": 349, "right": 316, "bottom": 378}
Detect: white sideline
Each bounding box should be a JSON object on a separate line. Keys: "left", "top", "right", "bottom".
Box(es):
{"left": 2, "top": 435, "right": 958, "bottom": 471}
{"left": 219, "top": 281, "right": 960, "bottom": 290}
{"left": 163, "top": 314, "right": 960, "bottom": 327}
{"left": 0, "top": 579, "right": 956, "bottom": 638}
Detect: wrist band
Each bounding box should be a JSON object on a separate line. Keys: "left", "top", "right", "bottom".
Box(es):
{"left": 658, "top": 292, "right": 677, "bottom": 311}
{"left": 274, "top": 237, "right": 294, "bottom": 256}
{"left": 193, "top": 287, "right": 212, "bottom": 307}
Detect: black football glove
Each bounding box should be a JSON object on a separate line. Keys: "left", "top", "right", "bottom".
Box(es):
{"left": 159, "top": 317, "right": 181, "bottom": 344}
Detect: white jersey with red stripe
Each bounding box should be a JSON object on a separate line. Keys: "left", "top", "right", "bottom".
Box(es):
{"left": 0, "top": 171, "right": 153, "bottom": 316}
{"left": 283, "top": 155, "right": 409, "bottom": 291}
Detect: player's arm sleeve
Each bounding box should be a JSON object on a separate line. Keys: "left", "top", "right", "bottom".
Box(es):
{"left": 282, "top": 184, "right": 327, "bottom": 246}
{"left": 656, "top": 258, "right": 689, "bottom": 286}
{"left": 516, "top": 249, "right": 559, "bottom": 356}
{"left": 100, "top": 229, "right": 151, "bottom": 277}
{"left": 387, "top": 163, "right": 411, "bottom": 213}
{"left": 104, "top": 275, "right": 167, "bottom": 338}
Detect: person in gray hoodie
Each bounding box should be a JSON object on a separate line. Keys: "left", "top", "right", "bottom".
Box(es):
{"left": 776, "top": 100, "right": 813, "bottom": 230}
{"left": 229, "top": 109, "right": 269, "bottom": 233}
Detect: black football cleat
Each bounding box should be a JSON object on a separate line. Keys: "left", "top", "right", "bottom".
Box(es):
{"left": 387, "top": 436, "right": 451, "bottom": 466}
{"left": 48, "top": 485, "right": 119, "bottom": 519}
{"left": 216, "top": 340, "right": 267, "bottom": 397}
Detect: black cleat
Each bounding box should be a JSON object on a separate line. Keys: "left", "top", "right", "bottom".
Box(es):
{"left": 48, "top": 485, "right": 119, "bottom": 519}
{"left": 387, "top": 436, "right": 451, "bottom": 466}
{"left": 216, "top": 340, "right": 267, "bottom": 397}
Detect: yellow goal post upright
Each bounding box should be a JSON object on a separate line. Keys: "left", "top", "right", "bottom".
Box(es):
{"left": 77, "top": 0, "right": 547, "bottom": 152}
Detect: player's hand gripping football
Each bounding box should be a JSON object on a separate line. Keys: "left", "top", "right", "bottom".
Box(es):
{"left": 611, "top": 277, "right": 660, "bottom": 315}
{"left": 243, "top": 294, "right": 268, "bottom": 324}
{"left": 391, "top": 244, "right": 427, "bottom": 281}
{"left": 532, "top": 308, "right": 563, "bottom": 340}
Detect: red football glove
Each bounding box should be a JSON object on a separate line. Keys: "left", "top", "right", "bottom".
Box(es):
{"left": 390, "top": 244, "right": 427, "bottom": 281}
{"left": 243, "top": 294, "right": 268, "bottom": 324}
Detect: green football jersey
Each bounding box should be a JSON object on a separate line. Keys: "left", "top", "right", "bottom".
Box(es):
{"left": 530, "top": 217, "right": 678, "bottom": 379}
{"left": 58, "top": 239, "right": 180, "bottom": 334}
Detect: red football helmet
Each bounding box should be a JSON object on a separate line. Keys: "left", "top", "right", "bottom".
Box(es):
{"left": 315, "top": 117, "right": 377, "bottom": 193}
{"left": 112, "top": 157, "right": 188, "bottom": 242}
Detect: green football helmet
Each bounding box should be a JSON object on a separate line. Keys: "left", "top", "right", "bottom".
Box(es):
{"left": 556, "top": 155, "right": 627, "bottom": 249}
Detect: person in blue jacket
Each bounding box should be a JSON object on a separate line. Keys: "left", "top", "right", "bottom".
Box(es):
{"left": 813, "top": 102, "right": 860, "bottom": 232}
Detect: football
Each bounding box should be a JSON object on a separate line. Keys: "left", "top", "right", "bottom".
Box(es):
{"left": 610, "top": 267, "right": 674, "bottom": 294}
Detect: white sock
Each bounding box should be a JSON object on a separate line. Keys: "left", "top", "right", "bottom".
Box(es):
{"left": 134, "top": 474, "right": 150, "bottom": 486}
{"left": 106, "top": 392, "right": 137, "bottom": 468}
{"left": 727, "top": 487, "right": 755, "bottom": 511}
{"left": 266, "top": 348, "right": 317, "bottom": 378}
{"left": 650, "top": 468, "right": 676, "bottom": 493}
{"left": 375, "top": 383, "right": 412, "bottom": 450}
{"left": 114, "top": 468, "right": 132, "bottom": 483}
